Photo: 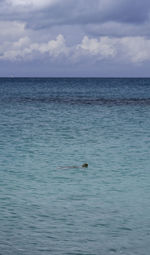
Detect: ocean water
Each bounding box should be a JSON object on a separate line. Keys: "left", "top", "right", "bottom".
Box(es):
{"left": 0, "top": 78, "right": 150, "bottom": 255}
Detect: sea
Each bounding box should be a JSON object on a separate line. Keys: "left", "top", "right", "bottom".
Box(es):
{"left": 0, "top": 78, "right": 150, "bottom": 255}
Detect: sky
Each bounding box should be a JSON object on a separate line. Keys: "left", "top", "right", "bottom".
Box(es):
{"left": 0, "top": 0, "right": 150, "bottom": 77}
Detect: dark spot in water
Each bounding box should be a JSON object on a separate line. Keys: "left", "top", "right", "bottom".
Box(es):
{"left": 109, "top": 248, "right": 117, "bottom": 253}
{"left": 4, "top": 96, "right": 150, "bottom": 106}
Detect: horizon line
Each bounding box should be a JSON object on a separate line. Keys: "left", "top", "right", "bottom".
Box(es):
{"left": 0, "top": 76, "right": 150, "bottom": 79}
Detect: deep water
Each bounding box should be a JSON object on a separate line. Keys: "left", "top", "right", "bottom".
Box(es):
{"left": 0, "top": 78, "right": 150, "bottom": 255}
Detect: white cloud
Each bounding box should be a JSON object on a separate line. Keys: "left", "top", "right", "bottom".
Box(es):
{"left": 37, "top": 34, "right": 69, "bottom": 56}
{"left": 77, "top": 36, "right": 116, "bottom": 58}
{"left": 0, "top": 34, "right": 69, "bottom": 60}
{"left": 7, "top": 0, "right": 59, "bottom": 8}
{"left": 1, "top": 22, "right": 150, "bottom": 65}
{"left": 77, "top": 35, "right": 150, "bottom": 63}
{"left": 120, "top": 37, "right": 150, "bottom": 63}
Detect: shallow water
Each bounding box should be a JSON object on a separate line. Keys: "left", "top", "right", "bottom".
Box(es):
{"left": 0, "top": 78, "right": 150, "bottom": 255}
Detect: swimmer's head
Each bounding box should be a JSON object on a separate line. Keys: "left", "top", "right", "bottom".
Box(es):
{"left": 82, "top": 163, "right": 88, "bottom": 168}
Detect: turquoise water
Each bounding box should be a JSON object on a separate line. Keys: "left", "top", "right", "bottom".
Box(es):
{"left": 0, "top": 78, "right": 150, "bottom": 255}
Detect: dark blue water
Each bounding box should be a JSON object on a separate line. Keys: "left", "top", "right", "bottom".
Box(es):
{"left": 0, "top": 78, "right": 150, "bottom": 255}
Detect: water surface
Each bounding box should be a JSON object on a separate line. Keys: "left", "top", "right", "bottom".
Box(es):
{"left": 0, "top": 78, "right": 150, "bottom": 255}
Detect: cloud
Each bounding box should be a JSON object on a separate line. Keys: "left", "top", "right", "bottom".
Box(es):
{"left": 86, "top": 22, "right": 150, "bottom": 38}
{"left": 77, "top": 36, "right": 116, "bottom": 58}
{"left": 2, "top": 0, "right": 150, "bottom": 27}
{"left": 120, "top": 37, "right": 150, "bottom": 63}
{"left": 1, "top": 0, "right": 150, "bottom": 71}
{"left": 37, "top": 34, "right": 69, "bottom": 57}
{"left": 76, "top": 35, "right": 150, "bottom": 63}
{"left": 7, "top": 0, "right": 59, "bottom": 8}
{"left": 0, "top": 21, "right": 26, "bottom": 41}
{"left": 1, "top": 0, "right": 150, "bottom": 53}
{"left": 0, "top": 34, "right": 69, "bottom": 60}
{"left": 1, "top": 23, "right": 150, "bottom": 65}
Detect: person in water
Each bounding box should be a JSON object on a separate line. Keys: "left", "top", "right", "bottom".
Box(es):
{"left": 82, "top": 163, "right": 88, "bottom": 168}
{"left": 58, "top": 163, "right": 88, "bottom": 169}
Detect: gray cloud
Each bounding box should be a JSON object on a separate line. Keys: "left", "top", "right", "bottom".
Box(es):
{"left": 26, "top": 0, "right": 150, "bottom": 32}
{"left": 1, "top": 0, "right": 150, "bottom": 77}
{"left": 1, "top": 0, "right": 150, "bottom": 27}
{"left": 86, "top": 22, "right": 150, "bottom": 38}
{"left": 1, "top": 0, "right": 150, "bottom": 44}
